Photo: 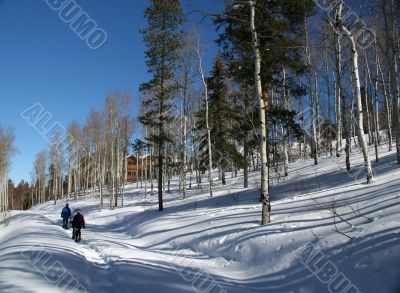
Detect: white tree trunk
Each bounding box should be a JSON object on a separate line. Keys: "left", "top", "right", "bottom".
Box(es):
{"left": 337, "top": 1, "right": 373, "bottom": 183}
{"left": 182, "top": 113, "right": 187, "bottom": 199}
{"left": 314, "top": 69, "right": 321, "bottom": 154}
{"left": 324, "top": 39, "right": 333, "bottom": 156}
{"left": 250, "top": 0, "right": 270, "bottom": 224}
{"left": 196, "top": 35, "right": 213, "bottom": 197}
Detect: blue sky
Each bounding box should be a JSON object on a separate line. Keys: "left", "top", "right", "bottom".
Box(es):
{"left": 0, "top": 0, "right": 221, "bottom": 183}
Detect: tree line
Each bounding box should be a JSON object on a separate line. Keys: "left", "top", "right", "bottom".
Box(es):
{"left": 1, "top": 0, "right": 399, "bottom": 226}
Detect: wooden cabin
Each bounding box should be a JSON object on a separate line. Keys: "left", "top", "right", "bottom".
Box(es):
{"left": 125, "top": 154, "right": 151, "bottom": 182}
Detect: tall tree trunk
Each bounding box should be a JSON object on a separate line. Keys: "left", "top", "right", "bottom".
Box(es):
{"left": 364, "top": 69, "right": 372, "bottom": 145}
{"left": 250, "top": 0, "right": 270, "bottom": 224}
{"left": 282, "top": 68, "right": 289, "bottom": 176}
{"left": 244, "top": 142, "right": 249, "bottom": 188}
{"left": 336, "top": 1, "right": 373, "bottom": 183}
{"left": 141, "top": 151, "right": 144, "bottom": 189}
{"left": 384, "top": 0, "right": 400, "bottom": 162}
{"left": 377, "top": 55, "right": 393, "bottom": 150}
{"left": 150, "top": 127, "right": 154, "bottom": 193}
{"left": 143, "top": 128, "right": 148, "bottom": 199}
{"left": 144, "top": 154, "right": 148, "bottom": 198}
{"left": 158, "top": 138, "right": 163, "bottom": 210}
{"left": 190, "top": 118, "right": 195, "bottom": 190}
{"left": 324, "top": 38, "right": 333, "bottom": 157}
{"left": 314, "top": 69, "right": 321, "bottom": 155}
{"left": 364, "top": 48, "right": 379, "bottom": 162}
{"left": 304, "top": 17, "right": 318, "bottom": 165}
{"left": 334, "top": 33, "right": 343, "bottom": 157}
{"left": 181, "top": 71, "right": 188, "bottom": 199}
{"left": 281, "top": 125, "right": 289, "bottom": 176}
{"left": 196, "top": 38, "right": 213, "bottom": 197}
{"left": 111, "top": 137, "right": 116, "bottom": 209}
{"left": 374, "top": 40, "right": 381, "bottom": 145}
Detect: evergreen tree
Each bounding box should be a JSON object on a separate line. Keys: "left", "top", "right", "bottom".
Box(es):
{"left": 233, "top": 85, "right": 258, "bottom": 188}
{"left": 197, "top": 55, "right": 242, "bottom": 185}
{"left": 217, "top": 0, "right": 314, "bottom": 91}
{"left": 139, "top": 0, "right": 184, "bottom": 211}
{"left": 216, "top": 0, "right": 315, "bottom": 224}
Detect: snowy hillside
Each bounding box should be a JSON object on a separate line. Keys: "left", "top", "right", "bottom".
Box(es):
{"left": 1, "top": 149, "right": 400, "bottom": 293}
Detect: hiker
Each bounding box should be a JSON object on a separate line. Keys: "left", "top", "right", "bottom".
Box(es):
{"left": 61, "top": 204, "right": 72, "bottom": 229}
{"left": 70, "top": 208, "right": 78, "bottom": 239}
{"left": 71, "top": 208, "right": 85, "bottom": 243}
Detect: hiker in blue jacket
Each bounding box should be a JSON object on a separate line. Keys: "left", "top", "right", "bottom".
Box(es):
{"left": 61, "top": 204, "right": 72, "bottom": 229}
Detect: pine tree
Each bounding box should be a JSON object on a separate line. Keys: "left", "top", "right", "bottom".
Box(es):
{"left": 139, "top": 0, "right": 184, "bottom": 211}
{"left": 197, "top": 55, "right": 242, "bottom": 185}
{"left": 216, "top": 0, "right": 315, "bottom": 224}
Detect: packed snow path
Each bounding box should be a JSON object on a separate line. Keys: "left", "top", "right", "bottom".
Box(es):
{"left": 1, "top": 149, "right": 400, "bottom": 293}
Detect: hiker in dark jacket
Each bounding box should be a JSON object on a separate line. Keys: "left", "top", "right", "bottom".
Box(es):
{"left": 61, "top": 204, "right": 72, "bottom": 229}
{"left": 70, "top": 208, "right": 78, "bottom": 239}
{"left": 72, "top": 208, "right": 85, "bottom": 242}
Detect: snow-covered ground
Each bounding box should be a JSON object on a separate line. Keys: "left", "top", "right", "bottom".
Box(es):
{"left": 1, "top": 147, "right": 400, "bottom": 293}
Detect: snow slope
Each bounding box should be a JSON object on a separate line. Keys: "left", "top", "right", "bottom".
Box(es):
{"left": 1, "top": 147, "right": 400, "bottom": 293}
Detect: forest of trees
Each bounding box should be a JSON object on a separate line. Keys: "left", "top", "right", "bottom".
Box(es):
{"left": 0, "top": 127, "right": 16, "bottom": 212}
{"left": 1, "top": 0, "right": 399, "bottom": 225}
